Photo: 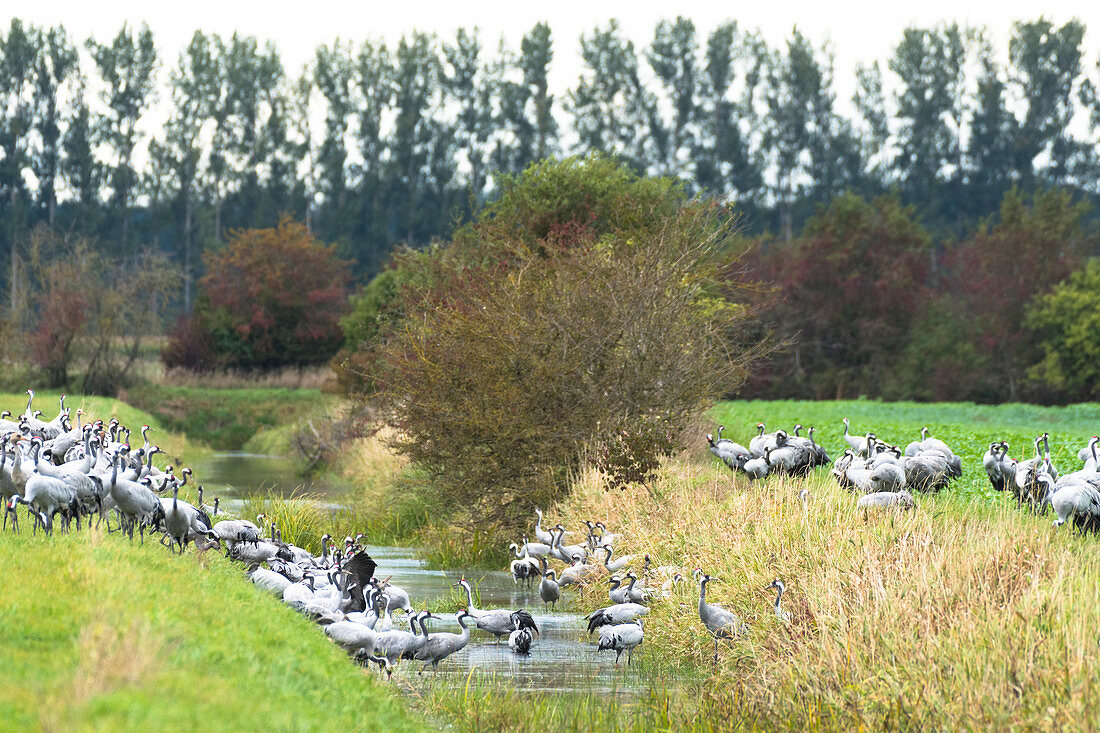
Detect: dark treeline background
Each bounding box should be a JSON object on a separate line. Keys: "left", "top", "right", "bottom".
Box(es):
{"left": 3, "top": 16, "right": 1100, "bottom": 401}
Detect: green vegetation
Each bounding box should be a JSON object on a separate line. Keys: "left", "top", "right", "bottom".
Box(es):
{"left": 712, "top": 398, "right": 1100, "bottom": 499}
{"left": 0, "top": 389, "right": 208, "bottom": 464}
{"left": 0, "top": 527, "right": 421, "bottom": 731}
{"left": 125, "top": 383, "right": 335, "bottom": 451}
{"left": 350, "top": 156, "right": 760, "bottom": 533}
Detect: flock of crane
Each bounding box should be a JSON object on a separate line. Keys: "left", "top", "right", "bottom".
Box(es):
{"left": 8, "top": 387, "right": 1100, "bottom": 679}
{"left": 708, "top": 418, "right": 1100, "bottom": 529}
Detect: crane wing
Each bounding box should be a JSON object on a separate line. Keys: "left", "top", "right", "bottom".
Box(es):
{"left": 346, "top": 551, "right": 377, "bottom": 588}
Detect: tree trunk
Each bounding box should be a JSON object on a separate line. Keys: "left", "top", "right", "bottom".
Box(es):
{"left": 184, "top": 193, "right": 193, "bottom": 311}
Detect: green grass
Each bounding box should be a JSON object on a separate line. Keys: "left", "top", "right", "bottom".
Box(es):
{"left": 0, "top": 526, "right": 422, "bottom": 731}
{"left": 125, "top": 384, "right": 337, "bottom": 451}
{"left": 711, "top": 398, "right": 1100, "bottom": 500}
{"left": 0, "top": 389, "right": 210, "bottom": 466}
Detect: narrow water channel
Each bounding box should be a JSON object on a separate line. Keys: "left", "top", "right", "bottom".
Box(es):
{"left": 193, "top": 452, "right": 652, "bottom": 695}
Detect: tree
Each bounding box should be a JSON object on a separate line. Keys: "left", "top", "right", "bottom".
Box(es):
{"left": 968, "top": 41, "right": 1017, "bottom": 215}
{"left": 1028, "top": 259, "right": 1100, "bottom": 399}
{"left": 31, "top": 25, "right": 77, "bottom": 227}
{"left": 765, "top": 29, "right": 843, "bottom": 240}
{"left": 1008, "top": 18, "right": 1085, "bottom": 186}
{"left": 889, "top": 24, "right": 971, "bottom": 222}
{"left": 312, "top": 40, "right": 355, "bottom": 244}
{"left": 949, "top": 187, "right": 1094, "bottom": 400}
{"left": 443, "top": 28, "right": 493, "bottom": 202}
{"left": 362, "top": 157, "right": 763, "bottom": 529}
{"left": 694, "top": 22, "right": 762, "bottom": 202}
{"left": 852, "top": 61, "right": 890, "bottom": 188}
{"left": 647, "top": 17, "right": 699, "bottom": 178}
{"left": 520, "top": 22, "right": 557, "bottom": 163}
{"left": 86, "top": 23, "right": 158, "bottom": 249}
{"left": 569, "top": 21, "right": 660, "bottom": 170}
{"left": 161, "top": 30, "right": 218, "bottom": 311}
{"left": 163, "top": 217, "right": 351, "bottom": 371}
{"left": 0, "top": 19, "right": 38, "bottom": 317}
{"left": 748, "top": 193, "right": 933, "bottom": 399}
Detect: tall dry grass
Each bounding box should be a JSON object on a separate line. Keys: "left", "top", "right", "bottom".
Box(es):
{"left": 550, "top": 459, "right": 1100, "bottom": 729}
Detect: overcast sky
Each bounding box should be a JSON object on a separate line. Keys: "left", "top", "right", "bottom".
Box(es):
{"left": 10, "top": 0, "right": 1100, "bottom": 98}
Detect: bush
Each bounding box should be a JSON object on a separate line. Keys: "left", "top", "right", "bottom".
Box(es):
{"left": 361, "top": 156, "right": 764, "bottom": 530}
{"left": 1027, "top": 258, "right": 1100, "bottom": 400}
{"left": 164, "top": 217, "right": 351, "bottom": 371}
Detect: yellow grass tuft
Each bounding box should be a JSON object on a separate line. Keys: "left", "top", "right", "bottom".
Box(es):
{"left": 553, "top": 457, "right": 1100, "bottom": 728}
{"left": 70, "top": 619, "right": 164, "bottom": 705}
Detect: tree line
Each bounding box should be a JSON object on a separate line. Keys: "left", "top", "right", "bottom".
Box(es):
{"left": 2, "top": 16, "right": 1100, "bottom": 311}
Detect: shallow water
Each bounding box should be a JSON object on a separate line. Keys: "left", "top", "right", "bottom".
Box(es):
{"left": 192, "top": 451, "right": 350, "bottom": 506}
{"left": 364, "top": 546, "right": 650, "bottom": 695}
{"left": 200, "top": 453, "right": 652, "bottom": 694}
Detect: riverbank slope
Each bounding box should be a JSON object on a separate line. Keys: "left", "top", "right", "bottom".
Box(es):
{"left": 0, "top": 526, "right": 422, "bottom": 730}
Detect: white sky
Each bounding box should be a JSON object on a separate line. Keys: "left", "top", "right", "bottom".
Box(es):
{"left": 10, "top": 0, "right": 1100, "bottom": 100}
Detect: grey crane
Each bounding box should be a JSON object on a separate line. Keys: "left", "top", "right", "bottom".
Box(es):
{"left": 983, "top": 441, "right": 1011, "bottom": 492}
{"left": 768, "top": 580, "right": 791, "bottom": 623}
{"left": 585, "top": 602, "right": 649, "bottom": 633}
{"left": 740, "top": 447, "right": 771, "bottom": 481}
{"left": 374, "top": 610, "right": 436, "bottom": 672}
{"left": 697, "top": 572, "right": 747, "bottom": 661}
{"left": 596, "top": 619, "right": 644, "bottom": 665}
{"left": 608, "top": 575, "right": 630, "bottom": 605}
{"left": 841, "top": 418, "right": 873, "bottom": 456}
{"left": 550, "top": 525, "right": 589, "bottom": 563}
{"left": 557, "top": 552, "right": 602, "bottom": 587}
{"left": 857, "top": 489, "right": 916, "bottom": 510}
{"left": 322, "top": 618, "right": 385, "bottom": 669}
{"left": 508, "top": 613, "right": 534, "bottom": 655}
{"left": 415, "top": 609, "right": 473, "bottom": 674}
{"left": 533, "top": 508, "right": 555, "bottom": 545}
{"left": 708, "top": 431, "right": 751, "bottom": 471}
{"left": 107, "top": 447, "right": 162, "bottom": 542}
{"left": 508, "top": 539, "right": 541, "bottom": 587}
{"left": 538, "top": 561, "right": 560, "bottom": 610}
{"left": 455, "top": 579, "right": 538, "bottom": 641}
{"left": 600, "top": 544, "right": 639, "bottom": 573}
{"left": 1043, "top": 475, "right": 1100, "bottom": 533}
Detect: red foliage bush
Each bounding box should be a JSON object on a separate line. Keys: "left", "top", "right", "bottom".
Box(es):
{"left": 164, "top": 217, "right": 352, "bottom": 371}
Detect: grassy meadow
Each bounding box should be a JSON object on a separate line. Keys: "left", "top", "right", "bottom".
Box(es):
{"left": 0, "top": 526, "right": 421, "bottom": 731}
{"left": 514, "top": 399, "right": 1100, "bottom": 730}
{"left": 0, "top": 389, "right": 210, "bottom": 466}
{"left": 10, "top": 389, "right": 1100, "bottom": 730}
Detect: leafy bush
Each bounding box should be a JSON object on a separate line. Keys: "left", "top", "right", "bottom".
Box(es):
{"left": 163, "top": 217, "right": 351, "bottom": 371}
{"left": 1027, "top": 258, "right": 1100, "bottom": 399}
{"left": 357, "top": 156, "right": 765, "bottom": 530}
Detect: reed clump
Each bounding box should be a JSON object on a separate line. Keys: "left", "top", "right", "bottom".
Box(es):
{"left": 552, "top": 458, "right": 1100, "bottom": 729}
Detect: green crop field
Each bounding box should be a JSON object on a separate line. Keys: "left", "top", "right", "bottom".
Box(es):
{"left": 711, "top": 399, "right": 1100, "bottom": 499}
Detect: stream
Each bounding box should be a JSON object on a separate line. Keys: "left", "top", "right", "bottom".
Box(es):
{"left": 192, "top": 452, "right": 653, "bottom": 696}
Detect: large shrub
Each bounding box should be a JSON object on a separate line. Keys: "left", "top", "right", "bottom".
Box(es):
{"left": 355, "top": 156, "right": 763, "bottom": 529}
{"left": 1027, "top": 259, "right": 1100, "bottom": 400}
{"left": 164, "top": 218, "right": 351, "bottom": 371}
